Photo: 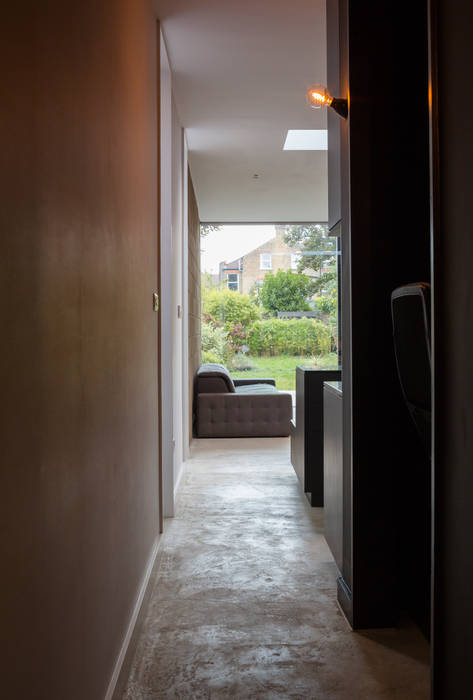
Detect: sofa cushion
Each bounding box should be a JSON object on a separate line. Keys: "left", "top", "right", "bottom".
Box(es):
{"left": 197, "top": 392, "right": 292, "bottom": 437}
{"left": 196, "top": 363, "right": 235, "bottom": 393}
{"left": 234, "top": 383, "right": 279, "bottom": 395}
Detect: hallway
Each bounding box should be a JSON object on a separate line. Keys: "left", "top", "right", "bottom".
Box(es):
{"left": 122, "top": 439, "right": 429, "bottom": 699}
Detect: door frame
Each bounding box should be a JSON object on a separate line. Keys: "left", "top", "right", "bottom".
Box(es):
{"left": 159, "top": 27, "right": 176, "bottom": 519}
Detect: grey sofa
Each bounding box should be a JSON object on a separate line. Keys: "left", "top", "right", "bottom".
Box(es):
{"left": 195, "top": 363, "right": 292, "bottom": 438}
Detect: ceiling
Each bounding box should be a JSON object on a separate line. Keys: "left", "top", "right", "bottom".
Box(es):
{"left": 155, "top": 0, "right": 327, "bottom": 223}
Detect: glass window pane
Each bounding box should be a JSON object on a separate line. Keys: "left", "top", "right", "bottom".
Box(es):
{"left": 260, "top": 253, "right": 272, "bottom": 270}
{"left": 200, "top": 224, "right": 340, "bottom": 393}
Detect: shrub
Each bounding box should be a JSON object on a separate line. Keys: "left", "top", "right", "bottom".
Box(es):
{"left": 201, "top": 350, "right": 222, "bottom": 365}
{"left": 226, "top": 322, "right": 248, "bottom": 353}
{"left": 201, "top": 322, "right": 232, "bottom": 365}
{"left": 312, "top": 291, "right": 337, "bottom": 316}
{"left": 260, "top": 270, "right": 311, "bottom": 315}
{"left": 247, "top": 318, "right": 331, "bottom": 356}
{"left": 202, "top": 288, "right": 260, "bottom": 328}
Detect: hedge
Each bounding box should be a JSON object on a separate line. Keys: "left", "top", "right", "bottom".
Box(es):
{"left": 202, "top": 288, "right": 260, "bottom": 328}
{"left": 246, "top": 318, "right": 331, "bottom": 356}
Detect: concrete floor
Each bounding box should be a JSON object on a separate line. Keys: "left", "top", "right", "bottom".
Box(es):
{"left": 122, "top": 438, "right": 430, "bottom": 699}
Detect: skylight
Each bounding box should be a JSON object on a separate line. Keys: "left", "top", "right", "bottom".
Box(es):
{"left": 283, "top": 130, "right": 328, "bottom": 151}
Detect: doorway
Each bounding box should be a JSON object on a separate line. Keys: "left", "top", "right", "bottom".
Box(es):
{"left": 200, "top": 223, "right": 339, "bottom": 400}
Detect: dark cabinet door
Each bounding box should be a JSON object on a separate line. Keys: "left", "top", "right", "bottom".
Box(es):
{"left": 290, "top": 367, "right": 341, "bottom": 506}
{"left": 323, "top": 383, "right": 343, "bottom": 572}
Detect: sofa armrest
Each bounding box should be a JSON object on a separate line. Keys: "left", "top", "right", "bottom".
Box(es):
{"left": 197, "top": 375, "right": 234, "bottom": 393}
{"left": 232, "top": 377, "right": 276, "bottom": 387}
{"left": 197, "top": 392, "right": 292, "bottom": 438}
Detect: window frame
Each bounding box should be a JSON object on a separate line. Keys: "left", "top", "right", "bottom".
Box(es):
{"left": 260, "top": 253, "right": 272, "bottom": 270}
{"left": 291, "top": 252, "right": 302, "bottom": 270}
{"left": 227, "top": 272, "right": 239, "bottom": 291}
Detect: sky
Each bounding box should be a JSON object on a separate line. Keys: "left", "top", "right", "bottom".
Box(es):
{"left": 200, "top": 225, "right": 276, "bottom": 274}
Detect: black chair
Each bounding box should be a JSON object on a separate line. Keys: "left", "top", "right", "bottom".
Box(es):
{"left": 391, "top": 282, "right": 431, "bottom": 458}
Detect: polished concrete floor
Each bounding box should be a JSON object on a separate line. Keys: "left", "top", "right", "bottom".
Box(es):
{"left": 122, "top": 438, "right": 430, "bottom": 699}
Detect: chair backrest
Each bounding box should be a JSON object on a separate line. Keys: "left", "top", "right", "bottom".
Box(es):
{"left": 391, "top": 282, "right": 431, "bottom": 456}
{"left": 196, "top": 363, "right": 236, "bottom": 394}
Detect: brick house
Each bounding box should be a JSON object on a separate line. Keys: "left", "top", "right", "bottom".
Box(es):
{"left": 219, "top": 226, "right": 319, "bottom": 294}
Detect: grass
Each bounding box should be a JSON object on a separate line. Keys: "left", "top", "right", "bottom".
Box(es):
{"left": 229, "top": 353, "right": 338, "bottom": 391}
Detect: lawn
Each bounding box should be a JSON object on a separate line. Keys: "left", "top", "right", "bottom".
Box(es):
{"left": 230, "top": 353, "right": 338, "bottom": 391}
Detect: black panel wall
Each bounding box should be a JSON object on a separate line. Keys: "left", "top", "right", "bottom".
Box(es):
{"left": 430, "top": 0, "right": 473, "bottom": 696}
{"left": 327, "top": 0, "right": 431, "bottom": 629}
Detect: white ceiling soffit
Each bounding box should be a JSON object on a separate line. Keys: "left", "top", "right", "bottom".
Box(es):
{"left": 155, "top": 0, "right": 327, "bottom": 223}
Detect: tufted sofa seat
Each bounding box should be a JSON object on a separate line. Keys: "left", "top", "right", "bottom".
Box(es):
{"left": 195, "top": 363, "right": 292, "bottom": 438}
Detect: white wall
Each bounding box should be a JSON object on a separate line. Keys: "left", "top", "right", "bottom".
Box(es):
{"left": 161, "top": 32, "right": 190, "bottom": 515}
{"left": 181, "top": 136, "right": 190, "bottom": 460}
{"left": 171, "top": 95, "right": 185, "bottom": 494}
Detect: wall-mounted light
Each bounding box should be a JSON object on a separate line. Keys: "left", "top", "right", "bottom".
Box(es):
{"left": 307, "top": 84, "right": 348, "bottom": 119}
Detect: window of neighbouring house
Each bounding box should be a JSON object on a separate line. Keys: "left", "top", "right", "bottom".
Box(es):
{"left": 227, "top": 273, "right": 239, "bottom": 291}
{"left": 260, "top": 253, "right": 272, "bottom": 270}
{"left": 291, "top": 253, "right": 302, "bottom": 270}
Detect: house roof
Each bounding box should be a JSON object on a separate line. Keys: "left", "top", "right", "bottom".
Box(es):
{"left": 220, "top": 258, "right": 243, "bottom": 271}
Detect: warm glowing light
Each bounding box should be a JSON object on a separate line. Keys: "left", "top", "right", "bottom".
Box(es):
{"left": 311, "top": 91, "right": 331, "bottom": 105}
{"left": 307, "top": 84, "right": 333, "bottom": 110}
{"left": 306, "top": 83, "right": 348, "bottom": 119}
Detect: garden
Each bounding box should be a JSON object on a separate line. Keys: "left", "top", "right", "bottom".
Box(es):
{"left": 201, "top": 266, "right": 338, "bottom": 391}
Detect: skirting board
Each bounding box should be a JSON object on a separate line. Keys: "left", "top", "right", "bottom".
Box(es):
{"left": 104, "top": 536, "right": 161, "bottom": 700}
{"left": 174, "top": 460, "right": 186, "bottom": 500}
{"left": 337, "top": 575, "right": 353, "bottom": 628}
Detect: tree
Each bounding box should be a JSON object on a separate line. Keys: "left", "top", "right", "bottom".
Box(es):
{"left": 283, "top": 224, "right": 337, "bottom": 276}
{"left": 260, "top": 270, "right": 311, "bottom": 315}
{"left": 248, "top": 281, "right": 263, "bottom": 306}
{"left": 310, "top": 267, "right": 337, "bottom": 295}
{"left": 284, "top": 224, "right": 338, "bottom": 301}
{"left": 200, "top": 224, "right": 221, "bottom": 237}
{"left": 202, "top": 288, "right": 260, "bottom": 328}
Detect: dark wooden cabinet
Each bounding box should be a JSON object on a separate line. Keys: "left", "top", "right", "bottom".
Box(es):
{"left": 290, "top": 367, "right": 341, "bottom": 506}
{"left": 323, "top": 382, "right": 343, "bottom": 572}
{"left": 327, "top": 0, "right": 431, "bottom": 629}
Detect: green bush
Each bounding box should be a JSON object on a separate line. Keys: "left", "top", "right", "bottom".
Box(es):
{"left": 201, "top": 323, "right": 232, "bottom": 364}
{"left": 201, "top": 350, "right": 222, "bottom": 365}
{"left": 312, "top": 291, "right": 337, "bottom": 316}
{"left": 247, "top": 318, "right": 331, "bottom": 356}
{"left": 226, "top": 322, "right": 247, "bottom": 352}
{"left": 260, "top": 269, "right": 311, "bottom": 315}
{"left": 202, "top": 288, "right": 260, "bottom": 328}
